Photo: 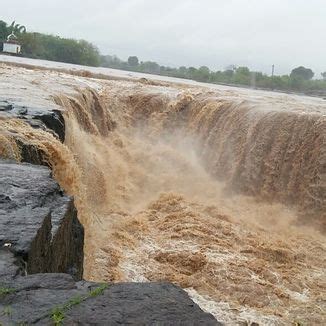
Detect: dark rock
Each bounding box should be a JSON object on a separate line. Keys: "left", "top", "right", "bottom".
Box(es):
{"left": 0, "top": 273, "right": 88, "bottom": 325}
{"left": 0, "top": 249, "right": 20, "bottom": 282}
{"left": 63, "top": 282, "right": 219, "bottom": 325}
{"left": 0, "top": 276, "right": 219, "bottom": 325}
{"left": 0, "top": 98, "right": 65, "bottom": 141}
{"left": 0, "top": 160, "right": 84, "bottom": 280}
{"left": 35, "top": 109, "right": 65, "bottom": 142}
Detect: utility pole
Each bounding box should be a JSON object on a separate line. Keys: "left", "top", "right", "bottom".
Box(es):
{"left": 271, "top": 64, "right": 275, "bottom": 90}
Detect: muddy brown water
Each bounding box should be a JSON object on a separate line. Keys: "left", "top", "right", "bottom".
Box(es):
{"left": 0, "top": 60, "right": 325, "bottom": 325}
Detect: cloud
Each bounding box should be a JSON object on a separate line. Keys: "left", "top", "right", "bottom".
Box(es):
{"left": 2, "top": 0, "right": 326, "bottom": 75}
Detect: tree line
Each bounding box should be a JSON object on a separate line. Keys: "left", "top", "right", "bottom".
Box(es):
{"left": 101, "top": 55, "right": 326, "bottom": 94}
{"left": 1, "top": 20, "right": 326, "bottom": 94}
{"left": 0, "top": 20, "right": 100, "bottom": 66}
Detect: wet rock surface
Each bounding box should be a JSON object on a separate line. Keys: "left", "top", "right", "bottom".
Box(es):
{"left": 0, "top": 98, "right": 65, "bottom": 142}
{"left": 0, "top": 276, "right": 218, "bottom": 325}
{"left": 0, "top": 160, "right": 84, "bottom": 280}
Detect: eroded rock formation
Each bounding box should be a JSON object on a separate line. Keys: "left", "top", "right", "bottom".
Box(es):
{"left": 0, "top": 160, "right": 83, "bottom": 279}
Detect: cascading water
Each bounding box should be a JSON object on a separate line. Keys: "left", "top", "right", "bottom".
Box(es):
{"left": 0, "top": 63, "right": 325, "bottom": 324}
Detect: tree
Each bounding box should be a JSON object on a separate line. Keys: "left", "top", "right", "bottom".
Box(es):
{"left": 75, "top": 39, "right": 100, "bottom": 66}
{"left": 0, "top": 20, "right": 8, "bottom": 40}
{"left": 9, "top": 21, "right": 26, "bottom": 34}
{"left": 188, "top": 67, "right": 197, "bottom": 77}
{"left": 224, "top": 69, "right": 234, "bottom": 79}
{"left": 197, "top": 66, "right": 210, "bottom": 82}
{"left": 101, "top": 55, "right": 124, "bottom": 68}
{"left": 233, "top": 66, "right": 251, "bottom": 85}
{"left": 178, "top": 66, "right": 188, "bottom": 78}
{"left": 19, "top": 32, "right": 100, "bottom": 66}
{"left": 139, "top": 61, "right": 160, "bottom": 74}
{"left": 236, "top": 66, "right": 250, "bottom": 76}
{"left": 321, "top": 72, "right": 326, "bottom": 80}
{"left": 128, "top": 56, "right": 139, "bottom": 66}
{"left": 290, "top": 66, "right": 314, "bottom": 80}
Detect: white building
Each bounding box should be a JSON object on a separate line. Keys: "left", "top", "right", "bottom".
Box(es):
{"left": 1, "top": 32, "right": 21, "bottom": 55}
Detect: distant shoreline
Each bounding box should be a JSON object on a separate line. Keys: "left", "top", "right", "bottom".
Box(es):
{"left": 1, "top": 54, "right": 325, "bottom": 100}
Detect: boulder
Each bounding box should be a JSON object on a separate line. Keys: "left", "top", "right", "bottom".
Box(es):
{"left": 0, "top": 160, "right": 84, "bottom": 280}
{"left": 0, "top": 276, "right": 218, "bottom": 325}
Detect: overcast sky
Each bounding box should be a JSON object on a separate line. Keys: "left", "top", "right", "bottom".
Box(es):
{"left": 2, "top": 0, "right": 326, "bottom": 76}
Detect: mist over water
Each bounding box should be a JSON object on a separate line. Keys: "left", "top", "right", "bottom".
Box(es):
{"left": 1, "top": 63, "right": 325, "bottom": 324}
{"left": 56, "top": 87, "right": 325, "bottom": 324}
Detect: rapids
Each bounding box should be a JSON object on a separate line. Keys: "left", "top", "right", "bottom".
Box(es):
{"left": 0, "top": 62, "right": 325, "bottom": 324}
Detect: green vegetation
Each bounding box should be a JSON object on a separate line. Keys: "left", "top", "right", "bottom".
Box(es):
{"left": 0, "top": 20, "right": 8, "bottom": 40}
{"left": 89, "top": 284, "right": 107, "bottom": 297}
{"left": 0, "top": 286, "right": 15, "bottom": 297}
{"left": 9, "top": 21, "right": 26, "bottom": 34}
{"left": 50, "top": 284, "right": 108, "bottom": 325}
{"left": 1, "top": 19, "right": 326, "bottom": 95}
{"left": 2, "top": 306, "right": 12, "bottom": 317}
{"left": 51, "top": 308, "right": 65, "bottom": 325}
{"left": 50, "top": 295, "right": 84, "bottom": 325}
{"left": 20, "top": 33, "right": 100, "bottom": 66}
{"left": 0, "top": 20, "right": 100, "bottom": 66}
{"left": 128, "top": 55, "right": 139, "bottom": 67}
{"left": 101, "top": 54, "right": 326, "bottom": 94}
{"left": 290, "top": 66, "right": 314, "bottom": 80}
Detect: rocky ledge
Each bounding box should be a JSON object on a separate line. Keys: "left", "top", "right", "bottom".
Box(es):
{"left": 0, "top": 275, "right": 218, "bottom": 325}
{"left": 0, "top": 98, "right": 65, "bottom": 142}
{"left": 0, "top": 160, "right": 218, "bottom": 325}
{"left": 0, "top": 160, "right": 83, "bottom": 280}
